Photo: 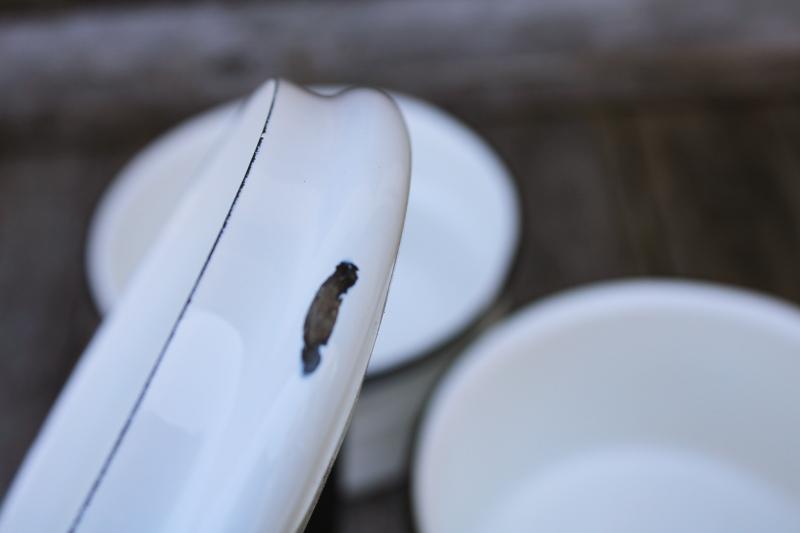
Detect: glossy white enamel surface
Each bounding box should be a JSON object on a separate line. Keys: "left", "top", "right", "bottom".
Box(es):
{"left": 413, "top": 281, "right": 800, "bottom": 533}
{"left": 85, "top": 87, "right": 519, "bottom": 375}
{"left": 0, "top": 80, "right": 410, "bottom": 533}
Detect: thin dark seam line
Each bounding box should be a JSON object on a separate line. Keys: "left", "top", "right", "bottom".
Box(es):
{"left": 67, "top": 80, "right": 280, "bottom": 533}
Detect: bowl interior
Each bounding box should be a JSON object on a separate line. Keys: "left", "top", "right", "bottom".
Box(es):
{"left": 413, "top": 281, "right": 800, "bottom": 533}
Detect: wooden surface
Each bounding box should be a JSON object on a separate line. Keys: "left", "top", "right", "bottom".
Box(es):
{"left": 2, "top": 1, "right": 800, "bottom": 531}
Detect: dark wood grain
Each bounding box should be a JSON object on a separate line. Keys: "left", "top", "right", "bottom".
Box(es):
{"left": 637, "top": 104, "right": 800, "bottom": 298}
{"left": 2, "top": 1, "right": 800, "bottom": 532}
{"left": 486, "top": 115, "right": 641, "bottom": 306}
{"left": 5, "top": 0, "right": 800, "bottom": 153}
{"left": 0, "top": 154, "right": 112, "bottom": 487}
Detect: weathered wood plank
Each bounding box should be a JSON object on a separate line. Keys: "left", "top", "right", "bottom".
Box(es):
{"left": 0, "top": 154, "right": 112, "bottom": 488}
{"left": 762, "top": 104, "right": 800, "bottom": 232}
{"left": 4, "top": 0, "right": 800, "bottom": 152}
{"left": 635, "top": 105, "right": 800, "bottom": 301}
{"left": 593, "top": 107, "right": 677, "bottom": 274}
{"left": 485, "top": 115, "right": 639, "bottom": 307}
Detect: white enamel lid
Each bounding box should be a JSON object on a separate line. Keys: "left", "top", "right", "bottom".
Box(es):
{"left": 0, "top": 80, "right": 410, "bottom": 533}
{"left": 85, "top": 87, "right": 520, "bottom": 376}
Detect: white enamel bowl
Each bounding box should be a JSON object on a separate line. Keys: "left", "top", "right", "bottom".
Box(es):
{"left": 413, "top": 280, "right": 800, "bottom": 533}
{"left": 87, "top": 88, "right": 520, "bottom": 376}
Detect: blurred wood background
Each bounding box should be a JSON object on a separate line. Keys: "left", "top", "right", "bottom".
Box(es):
{"left": 2, "top": 0, "right": 800, "bottom": 531}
